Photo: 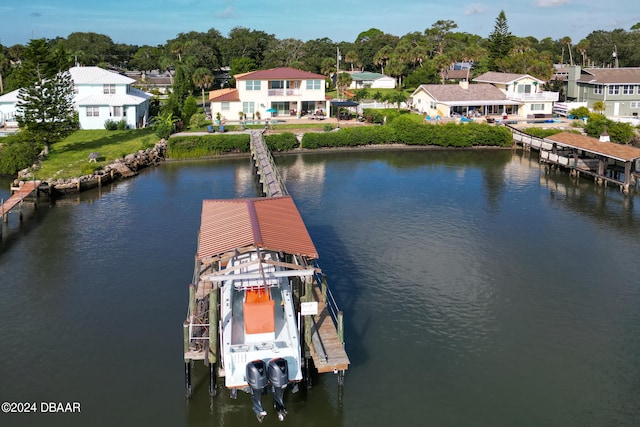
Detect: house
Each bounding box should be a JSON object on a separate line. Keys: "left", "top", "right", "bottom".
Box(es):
{"left": 0, "top": 89, "right": 21, "bottom": 128}
{"left": 565, "top": 65, "right": 640, "bottom": 119}
{"left": 0, "top": 66, "right": 151, "bottom": 130}
{"left": 473, "top": 72, "right": 558, "bottom": 117}
{"left": 410, "top": 72, "right": 559, "bottom": 120}
{"left": 410, "top": 81, "right": 518, "bottom": 118}
{"left": 347, "top": 72, "right": 396, "bottom": 89}
{"left": 69, "top": 66, "right": 150, "bottom": 129}
{"left": 209, "top": 67, "right": 329, "bottom": 121}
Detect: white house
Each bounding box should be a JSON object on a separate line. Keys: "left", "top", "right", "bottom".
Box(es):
{"left": 69, "top": 66, "right": 150, "bottom": 129}
{"left": 347, "top": 72, "right": 396, "bottom": 89}
{"left": 0, "top": 89, "right": 21, "bottom": 128}
{"left": 209, "top": 67, "right": 329, "bottom": 121}
{"left": 0, "top": 66, "right": 150, "bottom": 130}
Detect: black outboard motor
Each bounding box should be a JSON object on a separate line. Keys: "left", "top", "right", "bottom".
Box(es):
{"left": 246, "top": 360, "right": 268, "bottom": 422}
{"left": 268, "top": 358, "right": 289, "bottom": 421}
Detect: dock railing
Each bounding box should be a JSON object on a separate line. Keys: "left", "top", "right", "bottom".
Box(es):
{"left": 312, "top": 260, "right": 344, "bottom": 344}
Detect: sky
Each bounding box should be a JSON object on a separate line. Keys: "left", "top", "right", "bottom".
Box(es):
{"left": 1, "top": 0, "right": 638, "bottom": 48}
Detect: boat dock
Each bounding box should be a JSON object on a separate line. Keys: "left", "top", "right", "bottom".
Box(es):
{"left": 1, "top": 180, "right": 41, "bottom": 236}
{"left": 183, "top": 131, "right": 349, "bottom": 411}
{"left": 510, "top": 127, "right": 640, "bottom": 194}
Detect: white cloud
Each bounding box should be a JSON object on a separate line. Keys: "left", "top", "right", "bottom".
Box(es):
{"left": 535, "top": 0, "right": 572, "bottom": 7}
{"left": 464, "top": 4, "right": 486, "bottom": 15}
{"left": 215, "top": 6, "right": 233, "bottom": 18}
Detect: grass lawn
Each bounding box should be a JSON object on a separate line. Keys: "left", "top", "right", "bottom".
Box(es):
{"left": 36, "top": 128, "right": 159, "bottom": 180}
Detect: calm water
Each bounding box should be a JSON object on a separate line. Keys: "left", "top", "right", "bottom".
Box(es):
{"left": 1, "top": 149, "right": 639, "bottom": 427}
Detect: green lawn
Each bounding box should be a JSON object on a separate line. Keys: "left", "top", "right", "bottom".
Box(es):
{"left": 36, "top": 128, "right": 158, "bottom": 180}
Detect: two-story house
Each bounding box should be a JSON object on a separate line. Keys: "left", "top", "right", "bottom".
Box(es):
{"left": 410, "top": 72, "right": 558, "bottom": 120}
{"left": 209, "top": 67, "right": 329, "bottom": 121}
{"left": 565, "top": 65, "right": 640, "bottom": 119}
{"left": 0, "top": 66, "right": 150, "bottom": 130}
{"left": 70, "top": 66, "right": 150, "bottom": 129}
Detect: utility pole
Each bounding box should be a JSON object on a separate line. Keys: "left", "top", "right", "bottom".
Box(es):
{"left": 613, "top": 45, "right": 619, "bottom": 68}
{"left": 336, "top": 47, "right": 341, "bottom": 99}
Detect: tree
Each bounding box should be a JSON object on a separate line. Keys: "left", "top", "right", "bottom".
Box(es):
{"left": 192, "top": 67, "right": 214, "bottom": 108}
{"left": 425, "top": 20, "right": 458, "bottom": 56}
{"left": 373, "top": 45, "right": 393, "bottom": 74}
{"left": 592, "top": 101, "right": 605, "bottom": 113}
{"left": 487, "top": 10, "right": 513, "bottom": 71}
{"left": 16, "top": 39, "right": 78, "bottom": 155}
{"left": 336, "top": 72, "right": 353, "bottom": 98}
{"left": 0, "top": 132, "right": 39, "bottom": 175}
{"left": 385, "top": 91, "right": 407, "bottom": 112}
{"left": 561, "top": 36, "right": 573, "bottom": 65}
{"left": 345, "top": 50, "right": 359, "bottom": 71}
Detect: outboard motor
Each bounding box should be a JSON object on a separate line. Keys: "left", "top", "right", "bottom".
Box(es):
{"left": 268, "top": 358, "right": 289, "bottom": 421}
{"left": 246, "top": 360, "right": 268, "bottom": 422}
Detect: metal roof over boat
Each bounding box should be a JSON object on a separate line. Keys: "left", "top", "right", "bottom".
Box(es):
{"left": 198, "top": 196, "right": 318, "bottom": 260}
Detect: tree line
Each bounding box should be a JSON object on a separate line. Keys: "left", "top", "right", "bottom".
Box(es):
{"left": 2, "top": 11, "right": 640, "bottom": 96}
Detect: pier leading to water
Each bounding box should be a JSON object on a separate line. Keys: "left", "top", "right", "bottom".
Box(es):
{"left": 1, "top": 180, "right": 41, "bottom": 239}
{"left": 509, "top": 126, "right": 640, "bottom": 194}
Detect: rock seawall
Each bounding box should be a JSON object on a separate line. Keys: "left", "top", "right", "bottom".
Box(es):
{"left": 19, "top": 140, "right": 168, "bottom": 196}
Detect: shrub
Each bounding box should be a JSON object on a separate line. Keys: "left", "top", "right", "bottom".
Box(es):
{"left": 116, "top": 119, "right": 129, "bottom": 130}
{"left": 0, "top": 135, "right": 39, "bottom": 175}
{"left": 265, "top": 132, "right": 298, "bottom": 151}
{"left": 81, "top": 164, "right": 96, "bottom": 175}
{"left": 189, "top": 112, "right": 210, "bottom": 129}
{"left": 104, "top": 119, "right": 118, "bottom": 130}
{"left": 167, "top": 134, "right": 250, "bottom": 159}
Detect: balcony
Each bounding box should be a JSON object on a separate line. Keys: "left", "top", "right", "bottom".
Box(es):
{"left": 268, "top": 89, "right": 302, "bottom": 97}
{"left": 506, "top": 91, "right": 559, "bottom": 102}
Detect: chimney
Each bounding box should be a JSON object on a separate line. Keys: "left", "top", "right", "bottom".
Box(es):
{"left": 599, "top": 131, "right": 610, "bottom": 142}
{"left": 459, "top": 80, "right": 469, "bottom": 90}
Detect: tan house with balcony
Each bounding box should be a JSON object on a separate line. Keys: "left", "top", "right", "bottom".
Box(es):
{"left": 473, "top": 72, "right": 558, "bottom": 117}
{"left": 209, "top": 67, "right": 329, "bottom": 121}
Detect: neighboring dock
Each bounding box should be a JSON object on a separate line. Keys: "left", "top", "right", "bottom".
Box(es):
{"left": 510, "top": 127, "right": 640, "bottom": 194}
{"left": 1, "top": 180, "right": 41, "bottom": 237}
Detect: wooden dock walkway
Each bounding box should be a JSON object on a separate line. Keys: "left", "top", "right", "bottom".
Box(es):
{"left": 509, "top": 126, "right": 640, "bottom": 193}
{"left": 1, "top": 180, "right": 41, "bottom": 223}
{"left": 249, "top": 131, "right": 288, "bottom": 197}
{"left": 309, "top": 283, "right": 350, "bottom": 373}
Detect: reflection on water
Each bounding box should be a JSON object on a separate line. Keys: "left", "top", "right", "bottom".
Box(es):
{"left": 1, "top": 150, "right": 640, "bottom": 427}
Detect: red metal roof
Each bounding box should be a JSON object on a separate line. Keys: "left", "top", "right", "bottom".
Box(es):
{"left": 235, "top": 67, "right": 326, "bottom": 81}
{"left": 208, "top": 88, "right": 240, "bottom": 102}
{"left": 198, "top": 197, "right": 318, "bottom": 260}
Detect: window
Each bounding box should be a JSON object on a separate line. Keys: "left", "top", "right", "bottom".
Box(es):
{"left": 631, "top": 101, "right": 640, "bottom": 109}
{"left": 430, "top": 101, "right": 437, "bottom": 109}
{"left": 270, "top": 80, "right": 284, "bottom": 89}
{"left": 246, "top": 80, "right": 261, "bottom": 90}
{"left": 306, "top": 80, "right": 321, "bottom": 90}
{"left": 243, "top": 102, "right": 255, "bottom": 114}
{"left": 623, "top": 85, "right": 634, "bottom": 95}
{"left": 112, "top": 106, "right": 122, "bottom": 117}
{"left": 73, "top": 85, "right": 79, "bottom": 95}
{"left": 594, "top": 85, "right": 603, "bottom": 95}
{"left": 530, "top": 104, "right": 545, "bottom": 111}
{"left": 608, "top": 85, "right": 620, "bottom": 95}
{"left": 221, "top": 102, "right": 230, "bottom": 111}
{"left": 86, "top": 106, "right": 99, "bottom": 117}
{"left": 103, "top": 84, "right": 115, "bottom": 94}
{"left": 517, "top": 84, "right": 532, "bottom": 94}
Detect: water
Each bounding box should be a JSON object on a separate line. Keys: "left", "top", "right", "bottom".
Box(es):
{"left": 1, "top": 150, "right": 639, "bottom": 426}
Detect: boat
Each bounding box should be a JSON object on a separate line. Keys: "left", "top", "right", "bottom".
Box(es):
{"left": 184, "top": 197, "right": 320, "bottom": 422}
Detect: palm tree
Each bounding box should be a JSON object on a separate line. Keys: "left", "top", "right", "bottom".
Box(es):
{"left": 345, "top": 50, "right": 359, "bottom": 71}
{"left": 575, "top": 40, "right": 590, "bottom": 67}
{"left": 373, "top": 45, "right": 392, "bottom": 75}
{"left": 561, "top": 36, "right": 573, "bottom": 65}
{"left": 192, "top": 67, "right": 214, "bottom": 110}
